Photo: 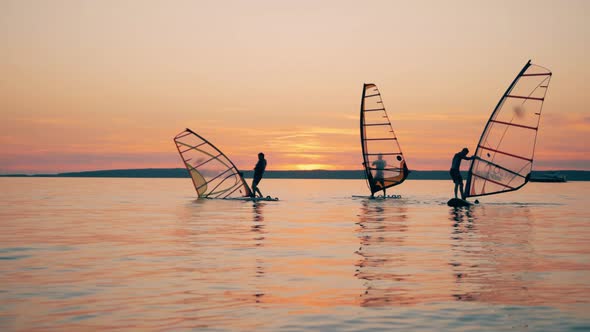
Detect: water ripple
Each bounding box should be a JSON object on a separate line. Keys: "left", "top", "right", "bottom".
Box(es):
{"left": 0, "top": 178, "right": 589, "bottom": 331}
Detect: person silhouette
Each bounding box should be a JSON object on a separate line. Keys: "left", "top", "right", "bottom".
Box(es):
{"left": 450, "top": 148, "right": 474, "bottom": 199}
{"left": 371, "top": 154, "right": 387, "bottom": 198}
{"left": 251, "top": 153, "right": 267, "bottom": 198}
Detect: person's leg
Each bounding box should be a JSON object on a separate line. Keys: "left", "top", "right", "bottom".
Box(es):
{"left": 454, "top": 183, "right": 459, "bottom": 198}
{"left": 250, "top": 179, "right": 257, "bottom": 197}
{"left": 253, "top": 177, "right": 263, "bottom": 197}
{"left": 459, "top": 182, "right": 465, "bottom": 199}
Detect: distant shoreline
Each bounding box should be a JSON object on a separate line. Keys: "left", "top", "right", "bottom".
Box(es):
{"left": 1, "top": 169, "right": 589, "bottom": 181}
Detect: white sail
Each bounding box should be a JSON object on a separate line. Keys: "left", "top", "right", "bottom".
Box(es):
{"left": 174, "top": 128, "right": 252, "bottom": 198}
{"left": 465, "top": 61, "right": 552, "bottom": 198}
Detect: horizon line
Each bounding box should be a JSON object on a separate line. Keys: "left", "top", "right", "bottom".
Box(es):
{"left": 1, "top": 167, "right": 588, "bottom": 176}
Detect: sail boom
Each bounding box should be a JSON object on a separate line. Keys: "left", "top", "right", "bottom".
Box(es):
{"left": 366, "top": 167, "right": 405, "bottom": 171}
{"left": 208, "top": 173, "right": 242, "bottom": 197}
{"left": 474, "top": 158, "right": 526, "bottom": 178}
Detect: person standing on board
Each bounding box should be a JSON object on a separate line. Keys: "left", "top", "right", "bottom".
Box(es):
{"left": 251, "top": 152, "right": 267, "bottom": 198}
{"left": 450, "top": 148, "right": 475, "bottom": 199}
{"left": 371, "top": 154, "right": 387, "bottom": 198}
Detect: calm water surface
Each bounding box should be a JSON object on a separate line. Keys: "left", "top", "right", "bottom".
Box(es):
{"left": 1, "top": 178, "right": 589, "bottom": 331}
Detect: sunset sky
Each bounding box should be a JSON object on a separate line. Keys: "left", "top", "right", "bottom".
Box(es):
{"left": 1, "top": 0, "right": 588, "bottom": 173}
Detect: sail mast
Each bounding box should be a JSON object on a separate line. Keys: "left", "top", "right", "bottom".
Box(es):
{"left": 359, "top": 83, "right": 374, "bottom": 191}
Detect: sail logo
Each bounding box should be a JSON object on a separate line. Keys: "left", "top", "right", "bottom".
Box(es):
{"left": 475, "top": 163, "right": 506, "bottom": 182}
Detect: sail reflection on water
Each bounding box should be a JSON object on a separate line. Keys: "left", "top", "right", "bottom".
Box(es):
{"left": 355, "top": 200, "right": 412, "bottom": 306}
{"left": 448, "top": 206, "right": 540, "bottom": 304}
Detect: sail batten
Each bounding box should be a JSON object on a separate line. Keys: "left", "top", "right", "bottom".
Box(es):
{"left": 465, "top": 61, "right": 552, "bottom": 198}
{"left": 360, "top": 83, "right": 409, "bottom": 195}
{"left": 506, "top": 95, "right": 544, "bottom": 101}
{"left": 365, "top": 138, "right": 398, "bottom": 141}
{"left": 363, "top": 123, "right": 391, "bottom": 126}
{"left": 364, "top": 153, "right": 403, "bottom": 156}
{"left": 488, "top": 119, "right": 538, "bottom": 131}
{"left": 174, "top": 128, "right": 252, "bottom": 199}
{"left": 477, "top": 145, "right": 534, "bottom": 162}
{"left": 522, "top": 73, "right": 551, "bottom": 77}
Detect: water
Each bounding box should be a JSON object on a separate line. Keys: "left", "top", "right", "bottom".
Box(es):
{"left": 1, "top": 178, "right": 589, "bottom": 331}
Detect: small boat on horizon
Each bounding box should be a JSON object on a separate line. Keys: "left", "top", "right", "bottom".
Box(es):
{"left": 530, "top": 171, "right": 567, "bottom": 183}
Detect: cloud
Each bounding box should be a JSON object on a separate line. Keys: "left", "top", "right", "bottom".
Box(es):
{"left": 274, "top": 133, "right": 315, "bottom": 140}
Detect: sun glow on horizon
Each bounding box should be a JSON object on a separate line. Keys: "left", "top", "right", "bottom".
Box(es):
{"left": 289, "top": 164, "right": 335, "bottom": 171}
{"left": 0, "top": 1, "right": 588, "bottom": 173}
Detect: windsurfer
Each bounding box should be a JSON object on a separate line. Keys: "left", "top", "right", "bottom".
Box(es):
{"left": 450, "top": 148, "right": 475, "bottom": 199}
{"left": 251, "top": 152, "right": 267, "bottom": 198}
{"left": 372, "top": 154, "right": 387, "bottom": 197}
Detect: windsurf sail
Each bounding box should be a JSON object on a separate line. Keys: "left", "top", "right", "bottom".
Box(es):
{"left": 465, "top": 60, "right": 552, "bottom": 198}
{"left": 174, "top": 128, "right": 252, "bottom": 198}
{"left": 360, "top": 83, "right": 409, "bottom": 195}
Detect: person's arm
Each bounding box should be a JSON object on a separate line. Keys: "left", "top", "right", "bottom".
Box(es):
{"left": 464, "top": 155, "right": 475, "bottom": 161}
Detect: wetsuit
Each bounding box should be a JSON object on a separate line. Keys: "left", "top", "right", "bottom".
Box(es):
{"left": 253, "top": 159, "right": 266, "bottom": 187}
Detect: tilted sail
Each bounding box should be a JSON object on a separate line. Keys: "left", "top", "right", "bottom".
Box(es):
{"left": 360, "top": 83, "right": 409, "bottom": 194}
{"left": 465, "top": 60, "right": 552, "bottom": 198}
{"left": 174, "top": 128, "right": 252, "bottom": 198}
